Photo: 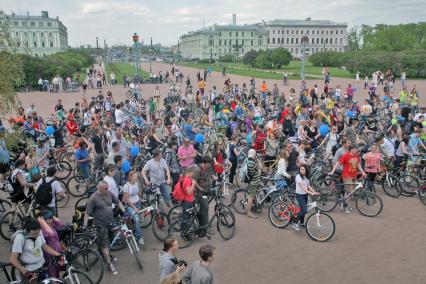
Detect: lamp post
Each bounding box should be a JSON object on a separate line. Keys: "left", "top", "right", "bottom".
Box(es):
{"left": 132, "top": 33, "right": 141, "bottom": 77}
{"left": 149, "top": 37, "right": 153, "bottom": 74}
{"left": 301, "top": 35, "right": 309, "bottom": 79}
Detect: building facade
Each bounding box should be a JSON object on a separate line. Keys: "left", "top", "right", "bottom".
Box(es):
{"left": 260, "top": 18, "right": 347, "bottom": 58}
{"left": 180, "top": 24, "right": 268, "bottom": 60}
{"left": 0, "top": 10, "right": 68, "bottom": 56}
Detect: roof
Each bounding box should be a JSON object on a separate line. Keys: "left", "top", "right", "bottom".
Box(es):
{"left": 181, "top": 24, "right": 268, "bottom": 39}
{"left": 261, "top": 19, "right": 347, "bottom": 27}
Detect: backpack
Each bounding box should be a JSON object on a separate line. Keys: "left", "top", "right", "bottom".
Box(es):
{"left": 172, "top": 177, "right": 189, "bottom": 202}
{"left": 35, "top": 177, "right": 55, "bottom": 206}
{"left": 239, "top": 159, "right": 251, "bottom": 183}
{"left": 10, "top": 229, "right": 27, "bottom": 252}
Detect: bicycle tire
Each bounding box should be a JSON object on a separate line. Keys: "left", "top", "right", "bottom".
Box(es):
{"left": 316, "top": 184, "right": 339, "bottom": 213}
{"left": 216, "top": 204, "right": 235, "bottom": 240}
{"left": 381, "top": 174, "right": 401, "bottom": 198}
{"left": 67, "top": 177, "right": 89, "bottom": 197}
{"left": 72, "top": 248, "right": 104, "bottom": 284}
{"left": 418, "top": 186, "right": 426, "bottom": 206}
{"left": 0, "top": 211, "right": 23, "bottom": 241}
{"left": 56, "top": 179, "right": 70, "bottom": 208}
{"left": 168, "top": 219, "right": 196, "bottom": 249}
{"left": 152, "top": 212, "right": 170, "bottom": 242}
{"left": 65, "top": 268, "right": 94, "bottom": 284}
{"left": 0, "top": 198, "right": 12, "bottom": 219}
{"left": 398, "top": 174, "right": 419, "bottom": 197}
{"left": 54, "top": 160, "right": 73, "bottom": 180}
{"left": 231, "top": 189, "right": 249, "bottom": 214}
{"left": 268, "top": 201, "right": 291, "bottom": 229}
{"left": 305, "top": 212, "right": 335, "bottom": 242}
{"left": 221, "top": 183, "right": 237, "bottom": 207}
{"left": 167, "top": 203, "right": 183, "bottom": 226}
{"left": 128, "top": 236, "right": 143, "bottom": 271}
{"left": 75, "top": 197, "right": 89, "bottom": 210}
{"left": 355, "top": 191, "right": 383, "bottom": 217}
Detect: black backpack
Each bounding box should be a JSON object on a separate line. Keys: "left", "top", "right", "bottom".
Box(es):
{"left": 35, "top": 177, "right": 55, "bottom": 206}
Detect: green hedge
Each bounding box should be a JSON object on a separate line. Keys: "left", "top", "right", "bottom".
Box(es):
{"left": 308, "top": 50, "right": 426, "bottom": 78}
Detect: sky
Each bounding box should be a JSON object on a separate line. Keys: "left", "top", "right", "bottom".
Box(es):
{"left": 1, "top": 0, "right": 426, "bottom": 47}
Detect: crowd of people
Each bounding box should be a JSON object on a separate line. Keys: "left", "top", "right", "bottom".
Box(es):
{"left": 0, "top": 61, "right": 424, "bottom": 283}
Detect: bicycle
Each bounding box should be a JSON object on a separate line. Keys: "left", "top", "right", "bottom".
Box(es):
{"left": 136, "top": 184, "right": 170, "bottom": 242}
{"left": 269, "top": 194, "right": 336, "bottom": 242}
{"left": 316, "top": 177, "right": 383, "bottom": 217}
{"left": 418, "top": 185, "right": 426, "bottom": 206}
{"left": 168, "top": 186, "right": 236, "bottom": 248}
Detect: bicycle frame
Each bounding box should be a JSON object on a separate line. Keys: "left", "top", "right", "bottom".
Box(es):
{"left": 110, "top": 221, "right": 139, "bottom": 256}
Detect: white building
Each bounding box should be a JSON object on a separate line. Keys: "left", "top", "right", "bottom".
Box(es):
{"left": 260, "top": 18, "right": 347, "bottom": 58}
{"left": 0, "top": 10, "right": 68, "bottom": 56}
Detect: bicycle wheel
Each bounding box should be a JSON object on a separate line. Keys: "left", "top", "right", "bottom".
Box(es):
{"left": 418, "top": 186, "right": 426, "bottom": 206}
{"left": 168, "top": 219, "right": 196, "bottom": 249}
{"left": 268, "top": 201, "right": 291, "bottom": 229}
{"left": 128, "top": 236, "right": 143, "bottom": 270}
{"left": 0, "top": 211, "right": 23, "bottom": 240}
{"left": 305, "top": 211, "right": 335, "bottom": 242}
{"left": 381, "top": 174, "right": 401, "bottom": 198}
{"left": 66, "top": 268, "right": 94, "bottom": 284}
{"left": 0, "top": 198, "right": 12, "bottom": 219}
{"left": 355, "top": 191, "right": 383, "bottom": 217}
{"left": 140, "top": 209, "right": 153, "bottom": 228}
{"left": 216, "top": 204, "right": 236, "bottom": 240}
{"left": 167, "top": 203, "right": 183, "bottom": 226}
{"left": 67, "top": 177, "right": 89, "bottom": 197}
{"left": 231, "top": 189, "right": 249, "bottom": 214}
{"left": 54, "top": 160, "right": 72, "bottom": 180}
{"left": 221, "top": 183, "right": 237, "bottom": 207}
{"left": 56, "top": 179, "right": 70, "bottom": 208}
{"left": 74, "top": 197, "right": 89, "bottom": 210}
{"left": 398, "top": 174, "right": 419, "bottom": 197}
{"left": 72, "top": 248, "right": 104, "bottom": 284}
{"left": 152, "top": 212, "right": 170, "bottom": 241}
{"left": 316, "top": 186, "right": 339, "bottom": 212}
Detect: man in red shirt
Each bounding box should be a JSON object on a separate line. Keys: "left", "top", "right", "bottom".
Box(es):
{"left": 66, "top": 114, "right": 79, "bottom": 136}
{"left": 329, "top": 145, "right": 366, "bottom": 214}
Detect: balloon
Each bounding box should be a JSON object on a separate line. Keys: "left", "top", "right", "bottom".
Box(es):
{"left": 195, "top": 133, "right": 205, "bottom": 143}
{"left": 391, "top": 118, "right": 397, "bottom": 125}
{"left": 121, "top": 160, "right": 131, "bottom": 173}
{"left": 319, "top": 125, "right": 329, "bottom": 137}
{"left": 383, "top": 95, "right": 388, "bottom": 101}
{"left": 130, "top": 145, "right": 139, "bottom": 157}
{"left": 45, "top": 126, "right": 55, "bottom": 136}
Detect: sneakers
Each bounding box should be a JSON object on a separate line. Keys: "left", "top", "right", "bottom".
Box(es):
{"left": 291, "top": 223, "right": 300, "bottom": 231}
{"left": 344, "top": 207, "right": 351, "bottom": 214}
{"left": 108, "top": 262, "right": 118, "bottom": 275}
{"left": 138, "top": 238, "right": 145, "bottom": 246}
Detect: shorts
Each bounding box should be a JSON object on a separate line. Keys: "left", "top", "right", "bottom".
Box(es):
{"left": 96, "top": 227, "right": 110, "bottom": 249}
{"left": 247, "top": 182, "right": 260, "bottom": 198}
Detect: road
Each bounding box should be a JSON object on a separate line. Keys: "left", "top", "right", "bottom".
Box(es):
{"left": 0, "top": 62, "right": 425, "bottom": 284}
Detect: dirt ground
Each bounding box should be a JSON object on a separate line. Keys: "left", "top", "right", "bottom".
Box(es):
{"left": 0, "top": 62, "right": 424, "bottom": 284}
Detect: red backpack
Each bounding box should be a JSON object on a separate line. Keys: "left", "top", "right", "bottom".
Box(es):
{"left": 172, "top": 176, "right": 190, "bottom": 201}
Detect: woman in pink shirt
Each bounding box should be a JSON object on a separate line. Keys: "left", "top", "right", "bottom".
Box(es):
{"left": 362, "top": 144, "right": 382, "bottom": 185}
{"left": 178, "top": 137, "right": 196, "bottom": 168}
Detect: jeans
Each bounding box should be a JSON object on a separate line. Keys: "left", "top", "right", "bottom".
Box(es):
{"left": 159, "top": 183, "right": 172, "bottom": 205}
{"left": 229, "top": 159, "right": 237, "bottom": 184}
{"left": 126, "top": 202, "right": 142, "bottom": 240}
{"left": 296, "top": 193, "right": 308, "bottom": 225}
{"left": 181, "top": 201, "right": 193, "bottom": 232}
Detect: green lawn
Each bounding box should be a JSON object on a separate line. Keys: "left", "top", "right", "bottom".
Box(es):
{"left": 181, "top": 60, "right": 353, "bottom": 80}
{"left": 105, "top": 63, "right": 150, "bottom": 84}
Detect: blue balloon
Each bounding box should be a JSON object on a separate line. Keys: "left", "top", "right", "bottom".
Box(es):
{"left": 121, "top": 160, "right": 131, "bottom": 173}
{"left": 45, "top": 126, "right": 55, "bottom": 136}
{"left": 130, "top": 145, "right": 139, "bottom": 157}
{"left": 195, "top": 133, "right": 205, "bottom": 143}
{"left": 319, "top": 124, "right": 329, "bottom": 137}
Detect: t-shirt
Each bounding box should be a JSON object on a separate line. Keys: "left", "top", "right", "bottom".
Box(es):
{"left": 86, "top": 191, "right": 120, "bottom": 227}
{"left": 115, "top": 109, "right": 125, "bottom": 124}
{"left": 339, "top": 152, "right": 360, "bottom": 178}
{"left": 183, "top": 124, "right": 196, "bottom": 141}
{"left": 75, "top": 149, "right": 90, "bottom": 169}
{"left": 182, "top": 261, "right": 213, "bottom": 284}
{"left": 181, "top": 176, "right": 194, "bottom": 202}
{"left": 295, "top": 174, "right": 310, "bottom": 195}
{"left": 143, "top": 158, "right": 169, "bottom": 185}
{"left": 35, "top": 177, "right": 64, "bottom": 208}
{"left": 178, "top": 145, "right": 196, "bottom": 168}
{"left": 122, "top": 182, "right": 140, "bottom": 204}
{"left": 103, "top": 175, "right": 119, "bottom": 198}
{"left": 12, "top": 232, "right": 46, "bottom": 272}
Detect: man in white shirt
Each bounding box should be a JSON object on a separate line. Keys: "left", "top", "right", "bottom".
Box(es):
{"left": 114, "top": 104, "right": 125, "bottom": 127}
{"left": 35, "top": 167, "right": 66, "bottom": 215}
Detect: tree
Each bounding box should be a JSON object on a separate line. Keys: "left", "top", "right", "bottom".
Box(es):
{"left": 242, "top": 50, "right": 258, "bottom": 67}
{"left": 270, "top": 48, "right": 292, "bottom": 68}
{"left": 348, "top": 27, "right": 360, "bottom": 51}
{"left": 0, "top": 22, "right": 23, "bottom": 114}
{"left": 255, "top": 50, "right": 273, "bottom": 69}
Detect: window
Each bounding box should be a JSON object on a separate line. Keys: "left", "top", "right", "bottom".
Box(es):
{"left": 295, "top": 38, "right": 298, "bottom": 44}
{"left": 219, "top": 39, "right": 222, "bottom": 46}
{"left": 273, "top": 30, "right": 275, "bottom": 34}
{"left": 41, "top": 32, "right": 44, "bottom": 37}
{"left": 296, "top": 48, "right": 298, "bottom": 53}
{"left": 236, "top": 39, "right": 238, "bottom": 45}
{"left": 236, "top": 32, "right": 238, "bottom": 37}
{"left": 47, "top": 22, "right": 52, "bottom": 27}
{"left": 25, "top": 41, "right": 28, "bottom": 47}
{"left": 340, "top": 47, "right": 342, "bottom": 52}
{"left": 42, "top": 42, "right": 45, "bottom": 47}
{"left": 31, "top": 22, "right": 35, "bottom": 26}
{"left": 307, "top": 30, "right": 309, "bottom": 34}
{"left": 33, "top": 42, "right": 37, "bottom": 47}
{"left": 325, "top": 38, "right": 328, "bottom": 44}
{"left": 33, "top": 32, "right": 36, "bottom": 37}
{"left": 15, "top": 32, "right": 18, "bottom": 36}
{"left": 267, "top": 38, "right": 270, "bottom": 44}
{"left": 330, "top": 30, "right": 333, "bottom": 35}
{"left": 321, "top": 38, "right": 323, "bottom": 44}
{"left": 326, "top": 30, "right": 328, "bottom": 35}
{"left": 50, "top": 42, "right": 53, "bottom": 47}
{"left": 219, "top": 32, "right": 221, "bottom": 36}
{"left": 311, "top": 38, "right": 314, "bottom": 44}
{"left": 272, "top": 38, "right": 275, "bottom": 44}
{"left": 277, "top": 30, "right": 280, "bottom": 34}
{"left": 341, "top": 30, "right": 343, "bottom": 34}
{"left": 258, "top": 36, "right": 262, "bottom": 46}
{"left": 22, "top": 21, "right": 27, "bottom": 26}
{"left": 321, "top": 30, "right": 324, "bottom": 35}
{"left": 24, "top": 32, "right": 27, "bottom": 36}
{"left": 330, "top": 38, "right": 332, "bottom": 44}
{"left": 296, "top": 30, "right": 299, "bottom": 35}
{"left": 229, "top": 32, "right": 231, "bottom": 36}
{"left": 242, "top": 32, "right": 244, "bottom": 37}
{"left": 340, "top": 38, "right": 343, "bottom": 44}
{"left": 251, "top": 32, "right": 253, "bottom": 37}
{"left": 49, "top": 32, "right": 52, "bottom": 37}
{"left": 251, "top": 40, "right": 253, "bottom": 46}
{"left": 241, "top": 48, "right": 244, "bottom": 53}
{"left": 291, "top": 38, "right": 294, "bottom": 44}
{"left": 14, "top": 21, "right": 19, "bottom": 26}
{"left": 286, "top": 38, "right": 289, "bottom": 44}
{"left": 291, "top": 30, "right": 294, "bottom": 34}
{"left": 317, "top": 38, "right": 319, "bottom": 44}
{"left": 17, "top": 42, "right": 20, "bottom": 47}
{"left": 287, "top": 30, "right": 289, "bottom": 34}
{"left": 281, "top": 38, "right": 284, "bottom": 44}
{"left": 242, "top": 40, "right": 245, "bottom": 45}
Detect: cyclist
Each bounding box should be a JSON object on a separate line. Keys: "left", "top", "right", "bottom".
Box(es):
{"left": 362, "top": 143, "right": 382, "bottom": 189}
{"left": 10, "top": 217, "right": 61, "bottom": 280}
{"left": 142, "top": 149, "right": 173, "bottom": 208}
{"left": 123, "top": 171, "right": 144, "bottom": 246}
{"left": 84, "top": 180, "right": 128, "bottom": 275}
{"left": 182, "top": 245, "right": 216, "bottom": 284}
{"left": 246, "top": 149, "right": 261, "bottom": 219}
{"left": 329, "top": 145, "right": 366, "bottom": 214}
{"left": 75, "top": 141, "right": 92, "bottom": 188}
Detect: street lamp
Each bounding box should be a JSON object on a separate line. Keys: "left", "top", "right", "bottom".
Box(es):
{"left": 149, "top": 37, "right": 153, "bottom": 74}
{"left": 300, "top": 35, "right": 309, "bottom": 79}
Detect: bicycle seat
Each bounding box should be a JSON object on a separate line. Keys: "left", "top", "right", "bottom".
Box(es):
{"left": 0, "top": 261, "right": 11, "bottom": 268}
